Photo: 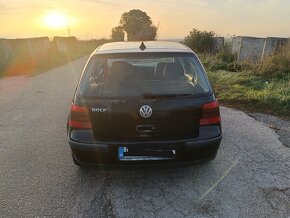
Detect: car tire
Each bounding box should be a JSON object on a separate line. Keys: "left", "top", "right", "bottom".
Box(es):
{"left": 208, "top": 152, "right": 217, "bottom": 161}
{"left": 72, "top": 153, "right": 82, "bottom": 166}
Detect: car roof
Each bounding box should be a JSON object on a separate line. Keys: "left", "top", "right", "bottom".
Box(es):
{"left": 93, "top": 41, "right": 193, "bottom": 54}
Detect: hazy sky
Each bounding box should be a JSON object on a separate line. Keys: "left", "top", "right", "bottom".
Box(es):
{"left": 1, "top": 0, "right": 290, "bottom": 39}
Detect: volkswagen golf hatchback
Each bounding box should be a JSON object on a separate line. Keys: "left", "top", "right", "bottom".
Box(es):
{"left": 67, "top": 41, "right": 222, "bottom": 166}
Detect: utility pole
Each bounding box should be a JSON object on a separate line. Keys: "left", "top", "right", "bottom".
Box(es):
{"left": 67, "top": 26, "right": 71, "bottom": 37}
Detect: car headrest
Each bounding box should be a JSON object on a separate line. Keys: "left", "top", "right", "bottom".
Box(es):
{"left": 109, "top": 61, "right": 132, "bottom": 81}
{"left": 154, "top": 63, "right": 167, "bottom": 76}
{"left": 110, "top": 61, "right": 132, "bottom": 74}
{"left": 163, "top": 63, "right": 184, "bottom": 80}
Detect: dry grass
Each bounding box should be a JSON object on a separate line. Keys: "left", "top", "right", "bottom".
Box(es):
{"left": 255, "top": 43, "right": 290, "bottom": 77}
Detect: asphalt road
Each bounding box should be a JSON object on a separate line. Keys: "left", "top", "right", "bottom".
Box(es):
{"left": 0, "top": 57, "right": 289, "bottom": 218}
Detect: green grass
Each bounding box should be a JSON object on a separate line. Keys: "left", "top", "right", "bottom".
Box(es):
{"left": 207, "top": 70, "right": 290, "bottom": 118}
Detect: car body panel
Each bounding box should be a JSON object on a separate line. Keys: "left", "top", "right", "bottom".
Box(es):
{"left": 67, "top": 41, "right": 222, "bottom": 165}
{"left": 94, "top": 41, "right": 192, "bottom": 54}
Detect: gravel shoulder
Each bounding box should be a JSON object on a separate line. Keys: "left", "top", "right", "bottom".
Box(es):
{"left": 248, "top": 113, "right": 290, "bottom": 148}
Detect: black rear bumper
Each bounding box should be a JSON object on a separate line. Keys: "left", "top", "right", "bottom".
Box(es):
{"left": 68, "top": 135, "right": 222, "bottom": 165}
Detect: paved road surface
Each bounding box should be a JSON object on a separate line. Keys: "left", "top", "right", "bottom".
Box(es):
{"left": 0, "top": 57, "right": 289, "bottom": 218}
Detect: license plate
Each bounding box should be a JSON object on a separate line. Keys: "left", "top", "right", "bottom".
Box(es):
{"left": 118, "top": 146, "right": 176, "bottom": 161}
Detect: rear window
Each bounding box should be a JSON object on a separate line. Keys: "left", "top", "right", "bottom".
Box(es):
{"left": 79, "top": 53, "right": 211, "bottom": 98}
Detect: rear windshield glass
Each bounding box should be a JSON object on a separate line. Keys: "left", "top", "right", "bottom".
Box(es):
{"left": 79, "top": 53, "right": 211, "bottom": 98}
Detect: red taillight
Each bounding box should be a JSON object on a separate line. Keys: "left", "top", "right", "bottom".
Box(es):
{"left": 69, "top": 103, "right": 92, "bottom": 129}
{"left": 200, "top": 101, "right": 221, "bottom": 126}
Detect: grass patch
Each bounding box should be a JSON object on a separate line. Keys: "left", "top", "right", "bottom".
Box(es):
{"left": 208, "top": 70, "right": 290, "bottom": 118}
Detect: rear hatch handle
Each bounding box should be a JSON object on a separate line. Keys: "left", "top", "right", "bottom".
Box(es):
{"left": 136, "top": 125, "right": 156, "bottom": 133}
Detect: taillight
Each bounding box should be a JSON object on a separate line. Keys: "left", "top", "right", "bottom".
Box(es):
{"left": 200, "top": 101, "right": 221, "bottom": 126}
{"left": 69, "top": 103, "right": 92, "bottom": 129}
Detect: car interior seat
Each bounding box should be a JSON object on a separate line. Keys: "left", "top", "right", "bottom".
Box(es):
{"left": 154, "top": 63, "right": 167, "bottom": 79}
{"left": 109, "top": 61, "right": 133, "bottom": 82}
{"left": 162, "top": 63, "right": 185, "bottom": 81}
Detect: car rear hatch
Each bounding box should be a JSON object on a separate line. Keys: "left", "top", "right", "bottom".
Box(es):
{"left": 74, "top": 52, "right": 219, "bottom": 142}
{"left": 86, "top": 96, "right": 210, "bottom": 141}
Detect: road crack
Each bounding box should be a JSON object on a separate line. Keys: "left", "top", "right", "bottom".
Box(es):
{"left": 260, "top": 187, "right": 290, "bottom": 211}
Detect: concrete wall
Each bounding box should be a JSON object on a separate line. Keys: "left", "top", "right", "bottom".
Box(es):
{"left": 27, "top": 37, "right": 50, "bottom": 59}
{"left": 1, "top": 36, "right": 289, "bottom": 68}
{"left": 232, "top": 36, "right": 243, "bottom": 55}
{"left": 0, "top": 36, "right": 107, "bottom": 76}
{"left": 0, "top": 39, "right": 11, "bottom": 62}
{"left": 8, "top": 37, "right": 48, "bottom": 75}
{"left": 262, "top": 37, "right": 289, "bottom": 58}
{"left": 53, "top": 36, "right": 77, "bottom": 54}
{"left": 213, "top": 37, "right": 224, "bottom": 53}
{"left": 232, "top": 36, "right": 289, "bottom": 62}
{"left": 233, "top": 37, "right": 265, "bottom": 62}
{"left": 6, "top": 37, "right": 49, "bottom": 61}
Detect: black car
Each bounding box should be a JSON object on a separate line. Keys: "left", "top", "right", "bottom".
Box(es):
{"left": 67, "top": 41, "right": 222, "bottom": 166}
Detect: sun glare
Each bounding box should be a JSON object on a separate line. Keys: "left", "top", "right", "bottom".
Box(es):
{"left": 43, "top": 12, "right": 68, "bottom": 29}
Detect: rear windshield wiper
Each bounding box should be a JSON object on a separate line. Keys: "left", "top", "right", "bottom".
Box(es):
{"left": 142, "top": 93, "right": 193, "bottom": 99}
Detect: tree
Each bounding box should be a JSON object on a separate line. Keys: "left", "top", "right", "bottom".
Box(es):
{"left": 134, "top": 25, "right": 158, "bottom": 41}
{"left": 118, "top": 9, "right": 158, "bottom": 41}
{"left": 183, "top": 29, "right": 215, "bottom": 54}
{"left": 111, "top": 26, "right": 125, "bottom": 41}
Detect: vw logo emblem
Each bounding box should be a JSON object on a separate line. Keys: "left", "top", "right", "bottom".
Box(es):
{"left": 140, "top": 105, "right": 152, "bottom": 118}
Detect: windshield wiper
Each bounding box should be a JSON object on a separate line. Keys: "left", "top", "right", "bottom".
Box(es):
{"left": 142, "top": 93, "right": 193, "bottom": 99}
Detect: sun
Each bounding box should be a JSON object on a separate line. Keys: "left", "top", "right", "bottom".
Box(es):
{"left": 43, "top": 11, "right": 68, "bottom": 29}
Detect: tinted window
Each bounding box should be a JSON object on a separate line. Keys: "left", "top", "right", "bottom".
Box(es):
{"left": 79, "top": 53, "right": 211, "bottom": 98}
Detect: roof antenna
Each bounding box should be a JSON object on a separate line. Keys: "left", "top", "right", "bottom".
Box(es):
{"left": 139, "top": 42, "right": 146, "bottom": 51}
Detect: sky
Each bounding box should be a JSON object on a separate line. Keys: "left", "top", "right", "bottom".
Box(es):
{"left": 1, "top": 0, "right": 290, "bottom": 39}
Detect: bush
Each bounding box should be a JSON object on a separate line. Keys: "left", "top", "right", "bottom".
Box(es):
{"left": 183, "top": 29, "right": 215, "bottom": 54}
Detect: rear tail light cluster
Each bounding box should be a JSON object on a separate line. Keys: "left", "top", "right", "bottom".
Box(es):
{"left": 69, "top": 103, "right": 92, "bottom": 129}
{"left": 200, "top": 101, "right": 221, "bottom": 126}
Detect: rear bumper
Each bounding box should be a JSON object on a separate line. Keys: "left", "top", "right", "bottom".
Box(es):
{"left": 68, "top": 135, "right": 222, "bottom": 165}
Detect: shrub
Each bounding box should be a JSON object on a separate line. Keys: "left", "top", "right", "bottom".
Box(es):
{"left": 183, "top": 29, "right": 215, "bottom": 54}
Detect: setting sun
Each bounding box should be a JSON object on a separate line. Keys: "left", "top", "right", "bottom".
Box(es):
{"left": 43, "top": 12, "right": 68, "bottom": 29}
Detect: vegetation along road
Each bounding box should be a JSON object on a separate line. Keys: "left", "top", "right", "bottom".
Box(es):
{"left": 0, "top": 57, "right": 289, "bottom": 217}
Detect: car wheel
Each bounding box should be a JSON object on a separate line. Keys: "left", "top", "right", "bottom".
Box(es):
{"left": 208, "top": 152, "right": 217, "bottom": 161}
{"left": 72, "top": 153, "right": 82, "bottom": 166}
